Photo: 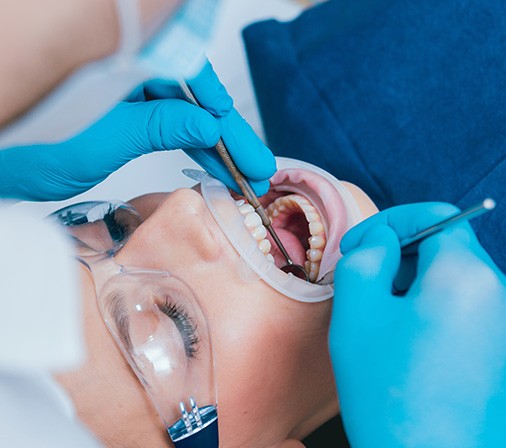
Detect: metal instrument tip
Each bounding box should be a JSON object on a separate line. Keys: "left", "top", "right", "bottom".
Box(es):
{"left": 483, "top": 198, "right": 496, "bottom": 210}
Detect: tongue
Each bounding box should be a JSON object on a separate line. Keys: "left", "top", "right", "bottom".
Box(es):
{"left": 267, "top": 227, "right": 307, "bottom": 268}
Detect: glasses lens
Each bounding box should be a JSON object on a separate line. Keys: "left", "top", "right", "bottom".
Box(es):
{"left": 48, "top": 201, "right": 143, "bottom": 256}
{"left": 96, "top": 269, "right": 217, "bottom": 439}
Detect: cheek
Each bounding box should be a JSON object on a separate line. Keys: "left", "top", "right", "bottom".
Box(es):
{"left": 199, "top": 286, "right": 298, "bottom": 411}
{"left": 341, "top": 181, "right": 379, "bottom": 220}
{"left": 200, "top": 282, "right": 335, "bottom": 429}
{"left": 213, "top": 310, "right": 282, "bottom": 423}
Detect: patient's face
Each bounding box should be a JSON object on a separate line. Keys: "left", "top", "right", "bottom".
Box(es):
{"left": 55, "top": 178, "right": 377, "bottom": 448}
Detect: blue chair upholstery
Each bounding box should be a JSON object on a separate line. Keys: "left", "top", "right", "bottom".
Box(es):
{"left": 243, "top": 0, "right": 506, "bottom": 273}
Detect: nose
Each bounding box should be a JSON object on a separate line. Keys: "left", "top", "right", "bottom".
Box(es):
{"left": 117, "top": 188, "right": 224, "bottom": 270}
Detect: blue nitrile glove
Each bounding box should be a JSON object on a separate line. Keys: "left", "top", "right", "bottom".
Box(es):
{"left": 329, "top": 202, "right": 506, "bottom": 448}
{"left": 0, "top": 61, "right": 276, "bottom": 201}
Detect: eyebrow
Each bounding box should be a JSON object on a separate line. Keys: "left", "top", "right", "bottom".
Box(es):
{"left": 106, "top": 291, "right": 134, "bottom": 354}
{"left": 105, "top": 291, "right": 151, "bottom": 385}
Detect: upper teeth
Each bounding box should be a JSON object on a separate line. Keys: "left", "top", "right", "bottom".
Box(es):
{"left": 235, "top": 200, "right": 273, "bottom": 258}
{"left": 235, "top": 194, "right": 327, "bottom": 282}
{"left": 266, "top": 194, "right": 326, "bottom": 282}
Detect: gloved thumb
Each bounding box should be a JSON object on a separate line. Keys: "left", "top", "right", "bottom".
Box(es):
{"left": 335, "top": 224, "right": 400, "bottom": 294}
{"left": 332, "top": 224, "right": 401, "bottom": 331}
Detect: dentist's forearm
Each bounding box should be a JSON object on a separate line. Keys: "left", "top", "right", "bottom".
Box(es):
{"left": 0, "top": 0, "right": 182, "bottom": 128}
{"left": 0, "top": 0, "right": 119, "bottom": 127}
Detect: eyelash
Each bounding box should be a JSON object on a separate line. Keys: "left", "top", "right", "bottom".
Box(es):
{"left": 103, "top": 205, "right": 128, "bottom": 244}
{"left": 158, "top": 298, "right": 200, "bottom": 359}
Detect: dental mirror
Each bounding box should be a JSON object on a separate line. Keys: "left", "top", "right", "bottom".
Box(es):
{"left": 281, "top": 262, "right": 311, "bottom": 281}
{"left": 268, "top": 228, "right": 310, "bottom": 281}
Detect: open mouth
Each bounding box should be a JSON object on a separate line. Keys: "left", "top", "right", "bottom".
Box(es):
{"left": 231, "top": 167, "right": 351, "bottom": 283}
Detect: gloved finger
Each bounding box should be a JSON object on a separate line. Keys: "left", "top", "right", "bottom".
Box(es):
{"left": 125, "top": 79, "right": 189, "bottom": 103}
{"left": 407, "top": 225, "right": 506, "bottom": 350}
{"left": 186, "top": 60, "right": 233, "bottom": 117}
{"left": 331, "top": 224, "right": 403, "bottom": 335}
{"left": 103, "top": 100, "right": 221, "bottom": 153}
{"left": 334, "top": 224, "right": 401, "bottom": 298}
{"left": 136, "top": 78, "right": 181, "bottom": 101}
{"left": 391, "top": 252, "right": 419, "bottom": 295}
{"left": 136, "top": 62, "right": 233, "bottom": 115}
{"left": 125, "top": 83, "right": 150, "bottom": 102}
{"left": 183, "top": 147, "right": 270, "bottom": 197}
{"left": 340, "top": 202, "right": 461, "bottom": 254}
{"left": 218, "top": 109, "right": 277, "bottom": 182}
{"left": 413, "top": 223, "right": 499, "bottom": 294}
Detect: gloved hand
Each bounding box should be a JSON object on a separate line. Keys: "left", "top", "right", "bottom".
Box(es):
{"left": 329, "top": 202, "right": 506, "bottom": 448}
{"left": 0, "top": 61, "right": 276, "bottom": 201}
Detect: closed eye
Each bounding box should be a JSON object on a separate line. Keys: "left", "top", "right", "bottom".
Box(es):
{"left": 157, "top": 298, "right": 200, "bottom": 359}
{"left": 106, "top": 290, "right": 200, "bottom": 360}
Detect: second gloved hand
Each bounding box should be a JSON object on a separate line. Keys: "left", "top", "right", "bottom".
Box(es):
{"left": 0, "top": 61, "right": 276, "bottom": 201}
{"left": 329, "top": 202, "right": 506, "bottom": 448}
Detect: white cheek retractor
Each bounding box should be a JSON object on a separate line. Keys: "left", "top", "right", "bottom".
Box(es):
{"left": 193, "top": 157, "right": 363, "bottom": 303}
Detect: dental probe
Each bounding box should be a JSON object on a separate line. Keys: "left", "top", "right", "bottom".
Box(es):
{"left": 317, "top": 198, "right": 496, "bottom": 286}
{"left": 178, "top": 80, "right": 310, "bottom": 281}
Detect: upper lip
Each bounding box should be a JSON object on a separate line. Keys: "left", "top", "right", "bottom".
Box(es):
{"left": 261, "top": 170, "right": 331, "bottom": 235}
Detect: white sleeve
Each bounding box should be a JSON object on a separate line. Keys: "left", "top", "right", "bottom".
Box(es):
{"left": 0, "top": 372, "right": 102, "bottom": 448}
{"left": 0, "top": 205, "right": 84, "bottom": 371}
{"left": 0, "top": 205, "right": 101, "bottom": 447}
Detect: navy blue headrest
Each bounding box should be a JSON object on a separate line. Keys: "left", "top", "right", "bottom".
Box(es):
{"left": 243, "top": 0, "right": 505, "bottom": 272}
